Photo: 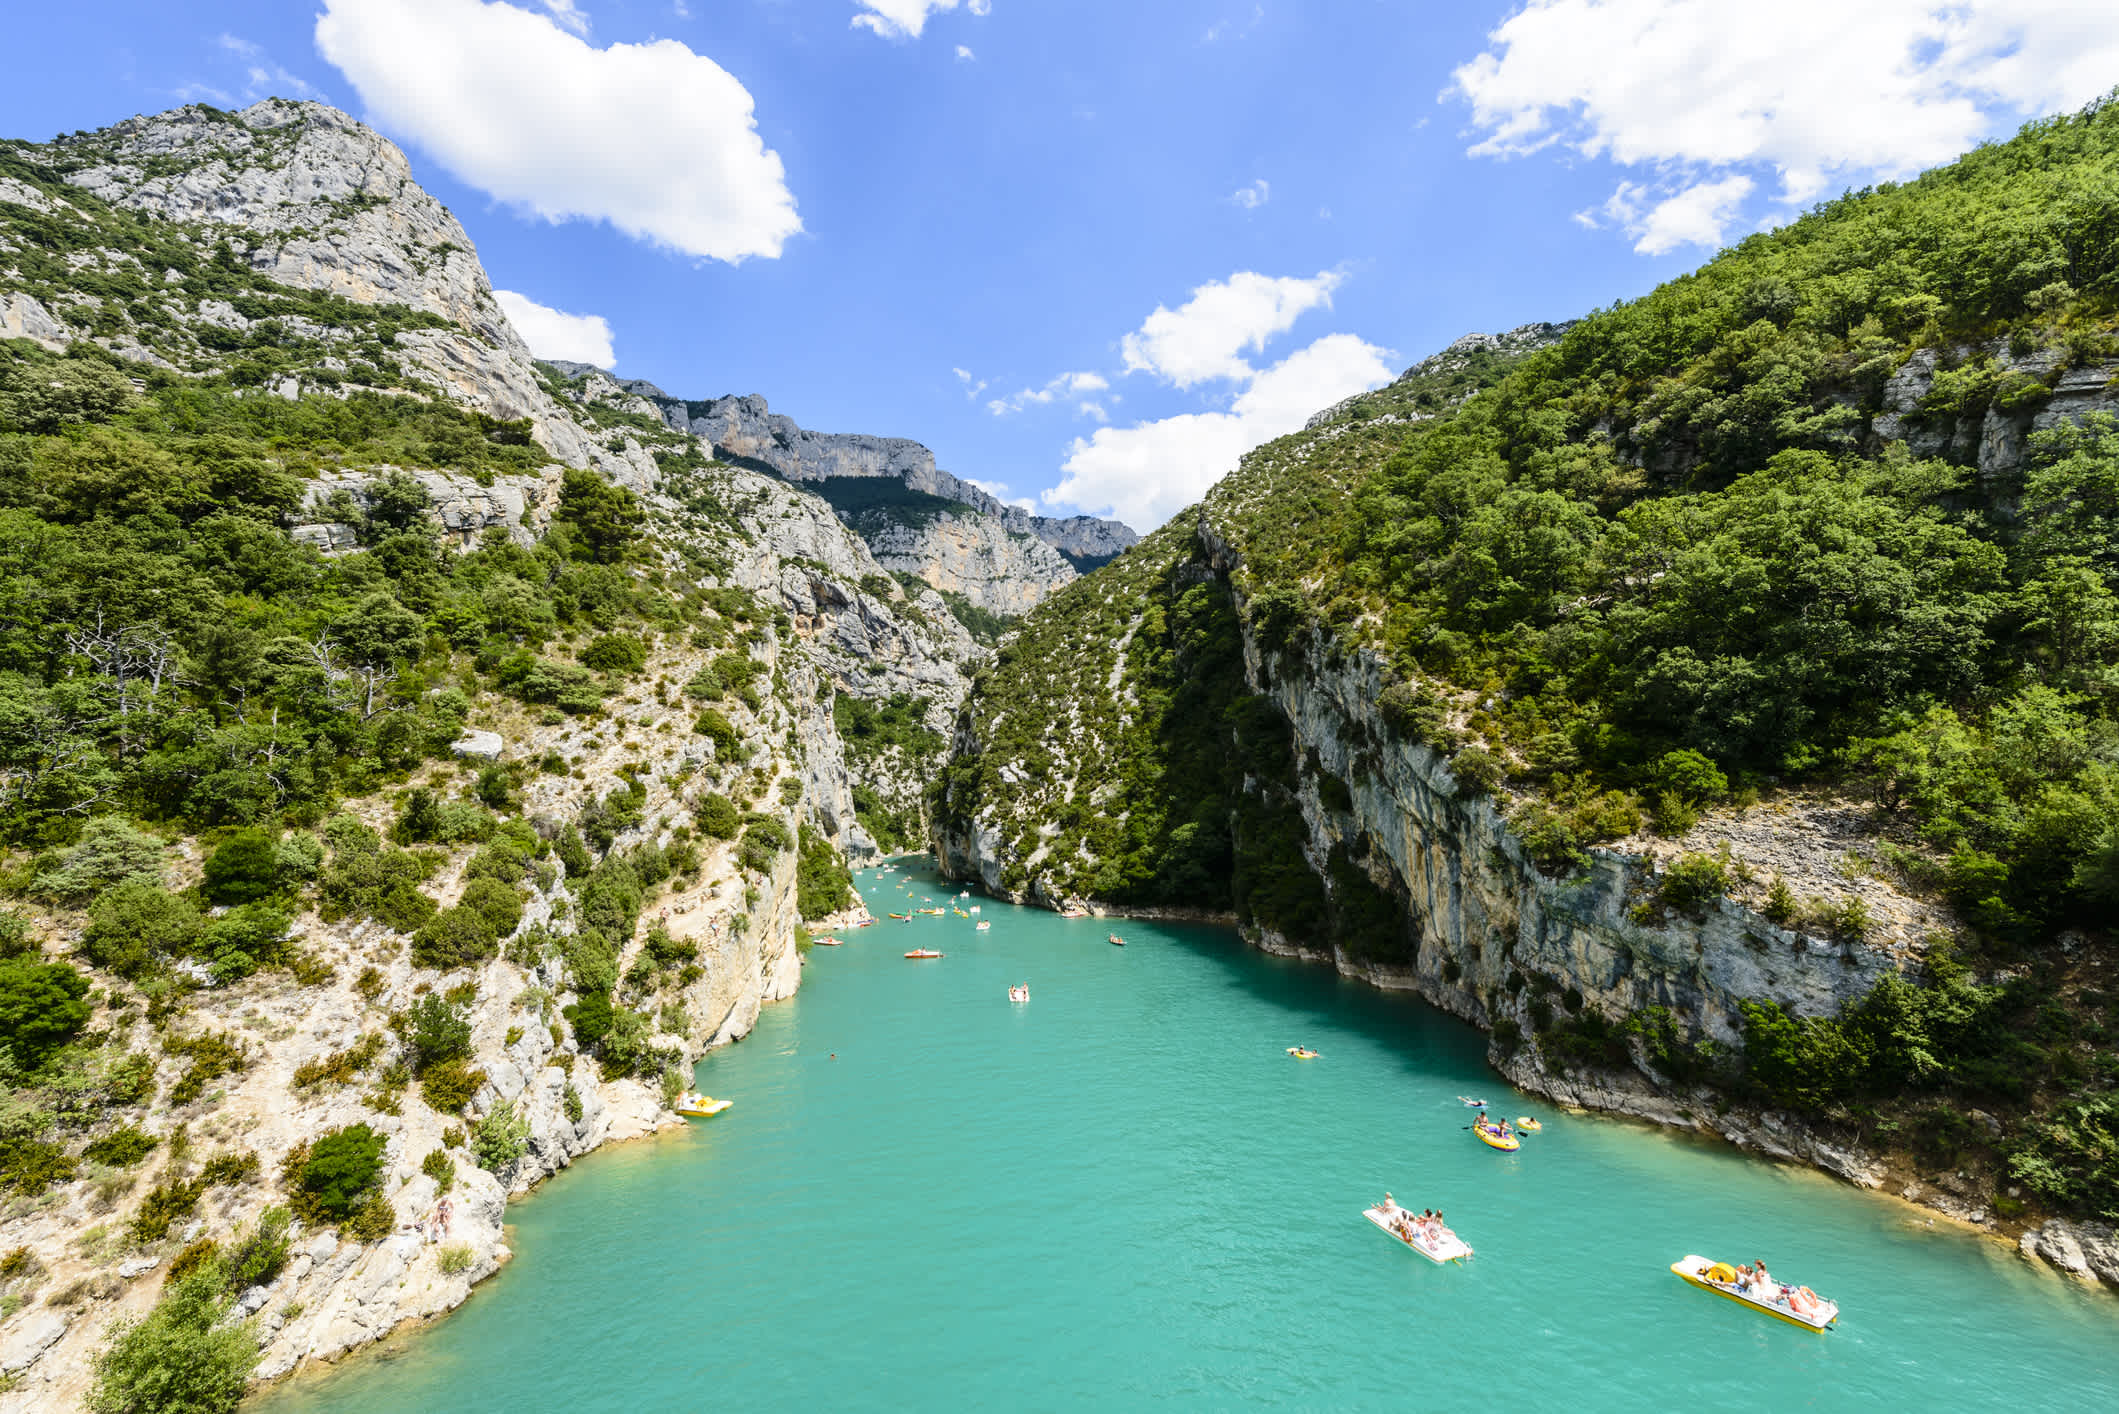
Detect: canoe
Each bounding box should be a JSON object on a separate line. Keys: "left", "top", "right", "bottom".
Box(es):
{"left": 905, "top": 949, "right": 944, "bottom": 959}
{"left": 1108, "top": 934, "right": 1126, "bottom": 947}
{"left": 675, "top": 1093, "right": 732, "bottom": 1119}
{"left": 1473, "top": 1125, "right": 1520, "bottom": 1152}
{"left": 1363, "top": 1208, "right": 1473, "bottom": 1263}
{"left": 1671, "top": 1256, "right": 1838, "bottom": 1331}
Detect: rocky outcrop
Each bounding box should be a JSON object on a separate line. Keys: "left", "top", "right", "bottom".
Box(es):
{"left": 857, "top": 511, "right": 1076, "bottom": 618}
{"left": 641, "top": 391, "right": 1137, "bottom": 570}
{"left": 27, "top": 100, "right": 657, "bottom": 491}
{"left": 292, "top": 466, "right": 565, "bottom": 552}
{"left": 0, "top": 292, "right": 69, "bottom": 351}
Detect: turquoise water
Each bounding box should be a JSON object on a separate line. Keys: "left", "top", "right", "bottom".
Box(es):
{"left": 262, "top": 860, "right": 2119, "bottom": 1411}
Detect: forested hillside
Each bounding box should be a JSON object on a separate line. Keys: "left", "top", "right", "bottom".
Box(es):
{"left": 939, "top": 96, "right": 2119, "bottom": 1227}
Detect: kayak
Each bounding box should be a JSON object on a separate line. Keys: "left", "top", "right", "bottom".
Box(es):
{"left": 905, "top": 949, "right": 944, "bottom": 959}
{"left": 1671, "top": 1256, "right": 1838, "bottom": 1331}
{"left": 1363, "top": 1207, "right": 1473, "bottom": 1263}
{"left": 1473, "top": 1124, "right": 1520, "bottom": 1152}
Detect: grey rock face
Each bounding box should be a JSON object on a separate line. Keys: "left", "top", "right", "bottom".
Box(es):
{"left": 452, "top": 730, "right": 505, "bottom": 761}
{"left": 653, "top": 392, "right": 1138, "bottom": 570}
{"left": 0, "top": 291, "right": 70, "bottom": 351}
{"left": 293, "top": 466, "right": 563, "bottom": 551}
{"left": 0, "top": 1311, "right": 68, "bottom": 1374}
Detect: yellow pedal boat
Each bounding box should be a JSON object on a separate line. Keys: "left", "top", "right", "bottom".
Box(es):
{"left": 675, "top": 1092, "right": 732, "bottom": 1119}
{"left": 1671, "top": 1256, "right": 1837, "bottom": 1331}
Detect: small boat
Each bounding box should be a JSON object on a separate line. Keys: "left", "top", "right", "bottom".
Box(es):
{"left": 969, "top": 906, "right": 980, "bottom": 915}
{"left": 1473, "top": 1120, "right": 1520, "bottom": 1152}
{"left": 975, "top": 920, "right": 991, "bottom": 931}
{"left": 1671, "top": 1256, "right": 1838, "bottom": 1331}
{"left": 1108, "top": 934, "right": 1125, "bottom": 947}
{"left": 1515, "top": 1117, "right": 1542, "bottom": 1132}
{"left": 848, "top": 918, "right": 875, "bottom": 929}
{"left": 1287, "top": 1047, "right": 1319, "bottom": 1059}
{"left": 905, "top": 949, "right": 944, "bottom": 959}
{"left": 888, "top": 913, "right": 910, "bottom": 921}
{"left": 1008, "top": 985, "right": 1029, "bottom": 1002}
{"left": 1060, "top": 907, "right": 1089, "bottom": 919}
{"left": 812, "top": 937, "right": 843, "bottom": 947}
{"left": 675, "top": 1092, "right": 732, "bottom": 1119}
{"left": 953, "top": 909, "right": 969, "bottom": 918}
{"left": 1363, "top": 1206, "right": 1473, "bottom": 1264}
{"left": 918, "top": 907, "right": 946, "bottom": 916}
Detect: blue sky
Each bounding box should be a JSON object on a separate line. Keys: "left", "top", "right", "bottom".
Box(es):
{"left": 6, "top": 1, "right": 2116, "bottom": 531}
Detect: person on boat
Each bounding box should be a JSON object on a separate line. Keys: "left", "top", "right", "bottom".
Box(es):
{"left": 1382, "top": 1192, "right": 1397, "bottom": 1212}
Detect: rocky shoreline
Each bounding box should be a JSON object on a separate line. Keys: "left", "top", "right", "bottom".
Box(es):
{"left": 1237, "top": 922, "right": 2119, "bottom": 1299}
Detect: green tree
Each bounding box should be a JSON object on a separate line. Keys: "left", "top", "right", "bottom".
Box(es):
{"left": 0, "top": 957, "right": 91, "bottom": 1065}
{"left": 87, "top": 1258, "right": 258, "bottom": 1414}
{"left": 556, "top": 469, "right": 644, "bottom": 564}
{"left": 199, "top": 827, "right": 279, "bottom": 905}
{"left": 295, "top": 1124, "right": 385, "bottom": 1221}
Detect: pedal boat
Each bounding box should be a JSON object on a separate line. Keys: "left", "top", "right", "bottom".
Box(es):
{"left": 1473, "top": 1123, "right": 1520, "bottom": 1152}
{"left": 675, "top": 1092, "right": 732, "bottom": 1119}
{"left": 1671, "top": 1256, "right": 1838, "bottom": 1331}
{"left": 905, "top": 948, "right": 944, "bottom": 959}
{"left": 812, "top": 937, "right": 843, "bottom": 946}
{"left": 975, "top": 920, "right": 991, "bottom": 931}
{"left": 1364, "top": 1207, "right": 1473, "bottom": 1263}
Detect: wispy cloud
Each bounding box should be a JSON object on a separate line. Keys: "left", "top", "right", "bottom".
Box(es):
{"left": 988, "top": 370, "right": 1108, "bottom": 416}
{"left": 1229, "top": 178, "right": 1269, "bottom": 210}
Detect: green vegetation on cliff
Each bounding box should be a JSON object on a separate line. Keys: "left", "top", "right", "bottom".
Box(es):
{"left": 939, "top": 96, "right": 2119, "bottom": 1219}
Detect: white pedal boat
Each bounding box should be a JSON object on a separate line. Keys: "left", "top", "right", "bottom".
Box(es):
{"left": 1363, "top": 1207, "right": 1473, "bottom": 1263}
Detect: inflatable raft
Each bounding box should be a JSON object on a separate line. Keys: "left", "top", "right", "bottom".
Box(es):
{"left": 1363, "top": 1207, "right": 1473, "bottom": 1264}
{"left": 1286, "top": 1047, "right": 1319, "bottom": 1059}
{"left": 1473, "top": 1122, "right": 1520, "bottom": 1152}
{"left": 1671, "top": 1256, "right": 1838, "bottom": 1331}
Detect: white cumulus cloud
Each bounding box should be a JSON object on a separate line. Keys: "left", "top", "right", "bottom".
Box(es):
{"left": 315, "top": 0, "right": 800, "bottom": 263}
{"left": 1120, "top": 270, "right": 1343, "bottom": 389}
{"left": 493, "top": 289, "right": 616, "bottom": 367}
{"left": 956, "top": 45, "right": 975, "bottom": 61}
{"left": 853, "top": 0, "right": 989, "bottom": 40}
{"left": 1450, "top": 0, "right": 2119, "bottom": 252}
{"left": 1230, "top": 178, "right": 1270, "bottom": 209}
{"left": 1047, "top": 332, "right": 1392, "bottom": 531}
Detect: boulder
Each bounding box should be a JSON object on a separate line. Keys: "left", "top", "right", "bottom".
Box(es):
{"left": 452, "top": 729, "right": 505, "bottom": 761}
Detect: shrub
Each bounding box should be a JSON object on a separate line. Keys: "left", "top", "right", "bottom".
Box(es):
{"left": 165, "top": 1237, "right": 220, "bottom": 1284}
{"left": 201, "top": 902, "right": 291, "bottom": 983}
{"left": 419, "top": 1057, "right": 486, "bottom": 1114}
{"left": 694, "top": 792, "right": 740, "bottom": 840}
{"left": 82, "top": 1125, "right": 158, "bottom": 1168}
{"left": 292, "top": 1034, "right": 385, "bottom": 1092}
{"left": 0, "top": 957, "right": 90, "bottom": 1066}
{"left": 1648, "top": 749, "right": 1729, "bottom": 808}
{"left": 130, "top": 1178, "right": 204, "bottom": 1243}
{"left": 562, "top": 1082, "right": 583, "bottom": 1123}
{"left": 796, "top": 826, "right": 852, "bottom": 918}
{"left": 471, "top": 1100, "right": 529, "bottom": 1172}
{"left": 436, "top": 1243, "right": 474, "bottom": 1276}
{"left": 411, "top": 905, "right": 498, "bottom": 971}
{"left": 82, "top": 881, "right": 202, "bottom": 979}
{"left": 200, "top": 828, "right": 280, "bottom": 905}
{"left": 341, "top": 1190, "right": 396, "bottom": 1243}
{"left": 458, "top": 877, "right": 525, "bottom": 939}
{"left": 580, "top": 632, "right": 648, "bottom": 675}
{"left": 0, "top": 911, "right": 38, "bottom": 959}
{"left": 274, "top": 833, "right": 325, "bottom": 884}
{"left": 163, "top": 1031, "right": 250, "bottom": 1105}
{"left": 1450, "top": 746, "right": 1505, "bottom": 798}
{"left": 87, "top": 1258, "right": 258, "bottom": 1414}
{"left": 34, "top": 817, "right": 164, "bottom": 905}
{"left": 1657, "top": 853, "right": 1731, "bottom": 917}
{"left": 402, "top": 994, "right": 473, "bottom": 1072}
{"left": 290, "top": 1124, "right": 385, "bottom": 1222}
{"left": 421, "top": 1148, "right": 455, "bottom": 1192}
{"left": 222, "top": 1207, "right": 291, "bottom": 1292}
{"left": 693, "top": 709, "right": 741, "bottom": 760}
{"left": 738, "top": 817, "right": 791, "bottom": 875}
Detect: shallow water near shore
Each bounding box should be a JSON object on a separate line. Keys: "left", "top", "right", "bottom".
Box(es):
{"left": 259, "top": 860, "right": 2119, "bottom": 1411}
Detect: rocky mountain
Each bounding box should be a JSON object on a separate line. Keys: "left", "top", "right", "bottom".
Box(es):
{"left": 544, "top": 364, "right": 1138, "bottom": 617}
{"left": 935, "top": 98, "right": 2119, "bottom": 1288}
{"left": 0, "top": 95, "right": 1036, "bottom": 1404}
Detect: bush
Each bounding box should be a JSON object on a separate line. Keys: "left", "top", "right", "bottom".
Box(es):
{"left": 88, "top": 1258, "right": 258, "bottom": 1414}
{"left": 1450, "top": 746, "right": 1505, "bottom": 798}
{"left": 738, "top": 817, "right": 791, "bottom": 875}
{"left": 694, "top": 792, "right": 740, "bottom": 840}
{"left": 795, "top": 826, "right": 853, "bottom": 918}
{"left": 421, "top": 1147, "right": 455, "bottom": 1192}
{"left": 419, "top": 1057, "right": 486, "bottom": 1114}
{"left": 580, "top": 632, "right": 648, "bottom": 675}
{"left": 292, "top": 1033, "right": 384, "bottom": 1091}
{"left": 291, "top": 1123, "right": 386, "bottom": 1222}
{"left": 34, "top": 817, "right": 164, "bottom": 905}
{"left": 130, "top": 1177, "right": 204, "bottom": 1243}
{"left": 201, "top": 902, "right": 291, "bottom": 983}
{"left": 402, "top": 994, "right": 473, "bottom": 1072}
{"left": 693, "top": 709, "right": 741, "bottom": 760}
{"left": 437, "top": 1243, "right": 474, "bottom": 1276}
{"left": 1657, "top": 853, "right": 1731, "bottom": 917}
{"left": 341, "top": 1190, "right": 396, "bottom": 1243}
{"left": 82, "top": 1125, "right": 158, "bottom": 1168}
{"left": 0, "top": 957, "right": 90, "bottom": 1066}
{"left": 471, "top": 1100, "right": 529, "bottom": 1172}
{"left": 164, "top": 1031, "right": 249, "bottom": 1105}
{"left": 222, "top": 1207, "right": 291, "bottom": 1292}
{"left": 82, "top": 881, "right": 201, "bottom": 979}
{"left": 411, "top": 905, "right": 499, "bottom": 971}
{"left": 165, "top": 1237, "right": 220, "bottom": 1285}
{"left": 200, "top": 828, "right": 280, "bottom": 905}
{"left": 564, "top": 989, "right": 615, "bottom": 1049}
{"left": 458, "top": 876, "right": 525, "bottom": 939}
